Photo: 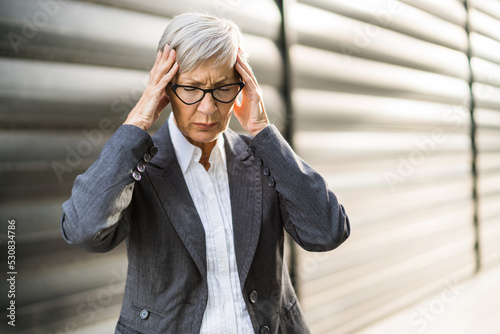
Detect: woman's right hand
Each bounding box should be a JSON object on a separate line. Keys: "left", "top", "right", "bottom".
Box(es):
{"left": 124, "top": 45, "right": 179, "bottom": 131}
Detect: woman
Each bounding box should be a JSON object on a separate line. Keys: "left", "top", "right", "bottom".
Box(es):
{"left": 61, "top": 13, "right": 350, "bottom": 334}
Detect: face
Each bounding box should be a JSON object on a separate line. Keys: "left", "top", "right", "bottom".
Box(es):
{"left": 166, "top": 61, "right": 239, "bottom": 148}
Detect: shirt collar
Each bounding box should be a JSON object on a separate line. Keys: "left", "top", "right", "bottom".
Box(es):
{"left": 168, "top": 114, "right": 227, "bottom": 174}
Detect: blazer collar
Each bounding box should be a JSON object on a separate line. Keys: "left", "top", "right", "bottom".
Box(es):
{"left": 147, "top": 121, "right": 207, "bottom": 278}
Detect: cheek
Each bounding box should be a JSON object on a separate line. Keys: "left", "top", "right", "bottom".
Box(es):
{"left": 222, "top": 103, "right": 234, "bottom": 117}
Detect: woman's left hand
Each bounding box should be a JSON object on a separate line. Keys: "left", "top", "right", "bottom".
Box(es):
{"left": 234, "top": 54, "right": 270, "bottom": 137}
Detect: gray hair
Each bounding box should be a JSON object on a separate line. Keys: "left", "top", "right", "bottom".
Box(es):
{"left": 157, "top": 13, "right": 243, "bottom": 73}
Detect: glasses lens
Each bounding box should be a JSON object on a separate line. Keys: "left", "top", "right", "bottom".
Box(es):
{"left": 176, "top": 86, "right": 204, "bottom": 104}
{"left": 213, "top": 84, "right": 241, "bottom": 103}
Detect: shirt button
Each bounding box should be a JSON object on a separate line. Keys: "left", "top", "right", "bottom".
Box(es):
{"left": 260, "top": 326, "right": 270, "bottom": 334}
{"left": 217, "top": 226, "right": 222, "bottom": 232}
{"left": 131, "top": 171, "right": 141, "bottom": 181}
{"left": 255, "top": 157, "right": 263, "bottom": 166}
{"left": 136, "top": 162, "right": 146, "bottom": 173}
{"left": 267, "top": 177, "right": 275, "bottom": 187}
{"left": 263, "top": 167, "right": 270, "bottom": 176}
{"left": 247, "top": 147, "right": 254, "bottom": 156}
{"left": 143, "top": 153, "right": 152, "bottom": 163}
{"left": 139, "top": 309, "right": 149, "bottom": 320}
{"left": 249, "top": 290, "right": 258, "bottom": 304}
{"left": 208, "top": 195, "right": 214, "bottom": 201}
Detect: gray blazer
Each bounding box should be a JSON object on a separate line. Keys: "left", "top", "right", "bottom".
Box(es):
{"left": 61, "top": 121, "right": 350, "bottom": 334}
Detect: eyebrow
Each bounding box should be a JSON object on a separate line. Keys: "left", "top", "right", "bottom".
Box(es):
{"left": 180, "top": 78, "right": 234, "bottom": 86}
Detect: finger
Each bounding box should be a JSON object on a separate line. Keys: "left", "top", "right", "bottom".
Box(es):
{"left": 159, "top": 49, "right": 176, "bottom": 73}
{"left": 153, "top": 44, "right": 169, "bottom": 68}
{"left": 237, "top": 54, "right": 258, "bottom": 86}
{"left": 158, "top": 62, "right": 179, "bottom": 87}
{"left": 236, "top": 62, "right": 258, "bottom": 97}
{"left": 156, "top": 93, "right": 170, "bottom": 113}
{"left": 151, "top": 49, "right": 174, "bottom": 84}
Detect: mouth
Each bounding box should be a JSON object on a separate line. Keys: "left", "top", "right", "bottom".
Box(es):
{"left": 194, "top": 122, "right": 217, "bottom": 130}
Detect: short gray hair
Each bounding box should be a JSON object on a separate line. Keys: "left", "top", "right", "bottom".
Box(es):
{"left": 157, "top": 13, "right": 243, "bottom": 73}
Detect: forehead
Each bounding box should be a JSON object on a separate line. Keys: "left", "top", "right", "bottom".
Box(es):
{"left": 176, "top": 61, "right": 236, "bottom": 85}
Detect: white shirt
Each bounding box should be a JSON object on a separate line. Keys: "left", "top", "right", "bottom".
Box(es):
{"left": 168, "top": 115, "right": 254, "bottom": 334}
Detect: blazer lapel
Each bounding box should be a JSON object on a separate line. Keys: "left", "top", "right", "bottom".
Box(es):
{"left": 224, "top": 129, "right": 262, "bottom": 287}
{"left": 146, "top": 121, "right": 207, "bottom": 279}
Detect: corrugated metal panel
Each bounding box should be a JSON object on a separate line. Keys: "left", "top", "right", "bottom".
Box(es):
{"left": 290, "top": 1, "right": 477, "bottom": 333}
{"left": 0, "top": 0, "right": 283, "bottom": 332}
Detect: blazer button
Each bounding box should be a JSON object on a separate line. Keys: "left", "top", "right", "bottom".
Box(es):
{"left": 143, "top": 153, "right": 152, "bottom": 163}
{"left": 149, "top": 146, "right": 159, "bottom": 157}
{"left": 140, "top": 309, "right": 149, "bottom": 320}
{"left": 260, "top": 326, "right": 270, "bottom": 334}
{"left": 247, "top": 147, "right": 254, "bottom": 156}
{"left": 136, "top": 162, "right": 146, "bottom": 173}
{"left": 267, "top": 177, "right": 275, "bottom": 187}
{"left": 131, "top": 171, "right": 142, "bottom": 181}
{"left": 249, "top": 290, "right": 258, "bottom": 304}
{"left": 263, "top": 167, "right": 270, "bottom": 176}
{"left": 255, "top": 157, "right": 263, "bottom": 166}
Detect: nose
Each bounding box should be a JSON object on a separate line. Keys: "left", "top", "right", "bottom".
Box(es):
{"left": 197, "top": 91, "right": 217, "bottom": 115}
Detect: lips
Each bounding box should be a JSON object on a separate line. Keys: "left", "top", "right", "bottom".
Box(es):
{"left": 194, "top": 122, "right": 217, "bottom": 130}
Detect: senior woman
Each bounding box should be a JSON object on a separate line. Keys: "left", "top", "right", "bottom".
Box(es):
{"left": 61, "top": 13, "right": 350, "bottom": 334}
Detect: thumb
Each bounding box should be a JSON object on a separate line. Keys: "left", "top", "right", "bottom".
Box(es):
{"left": 156, "top": 93, "right": 170, "bottom": 113}
{"left": 233, "top": 94, "right": 243, "bottom": 114}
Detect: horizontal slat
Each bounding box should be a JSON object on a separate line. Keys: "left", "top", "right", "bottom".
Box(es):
{"left": 471, "top": 57, "right": 500, "bottom": 88}
{"left": 469, "top": 8, "right": 500, "bottom": 44}
{"left": 470, "top": 32, "right": 500, "bottom": 67}
{"left": 476, "top": 108, "right": 500, "bottom": 128}
{"left": 294, "top": 89, "right": 471, "bottom": 132}
{"left": 400, "top": 0, "right": 467, "bottom": 26}
{"left": 470, "top": 0, "right": 500, "bottom": 22}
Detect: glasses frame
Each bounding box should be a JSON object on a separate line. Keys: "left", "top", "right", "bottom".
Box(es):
{"left": 168, "top": 81, "right": 245, "bottom": 105}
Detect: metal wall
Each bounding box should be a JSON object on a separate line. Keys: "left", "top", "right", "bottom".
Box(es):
{"left": 0, "top": 0, "right": 499, "bottom": 333}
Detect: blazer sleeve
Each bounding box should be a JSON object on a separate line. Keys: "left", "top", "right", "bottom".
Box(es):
{"left": 60, "top": 124, "right": 156, "bottom": 253}
{"left": 248, "top": 125, "right": 350, "bottom": 252}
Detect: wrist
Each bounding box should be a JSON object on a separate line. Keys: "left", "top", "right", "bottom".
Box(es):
{"left": 249, "top": 122, "right": 270, "bottom": 137}
{"left": 123, "top": 116, "right": 149, "bottom": 132}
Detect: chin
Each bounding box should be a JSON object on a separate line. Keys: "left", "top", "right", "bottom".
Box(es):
{"left": 189, "top": 131, "right": 220, "bottom": 144}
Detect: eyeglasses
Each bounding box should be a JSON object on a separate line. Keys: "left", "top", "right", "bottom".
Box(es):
{"left": 168, "top": 81, "right": 245, "bottom": 105}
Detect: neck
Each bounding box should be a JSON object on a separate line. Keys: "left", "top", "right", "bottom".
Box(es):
{"left": 187, "top": 137, "right": 217, "bottom": 171}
